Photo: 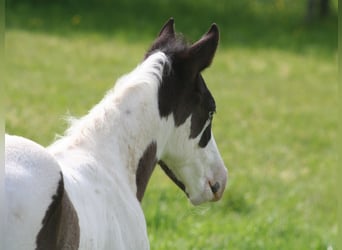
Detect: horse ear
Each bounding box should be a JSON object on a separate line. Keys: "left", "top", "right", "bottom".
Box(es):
{"left": 188, "top": 24, "right": 219, "bottom": 72}
{"left": 158, "top": 17, "right": 175, "bottom": 39}
{"left": 147, "top": 18, "right": 175, "bottom": 54}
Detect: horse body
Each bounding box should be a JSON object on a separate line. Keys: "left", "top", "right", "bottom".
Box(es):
{"left": 4, "top": 19, "right": 228, "bottom": 250}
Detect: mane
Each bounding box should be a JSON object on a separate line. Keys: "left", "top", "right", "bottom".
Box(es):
{"left": 56, "top": 51, "right": 171, "bottom": 144}
{"left": 115, "top": 51, "right": 171, "bottom": 91}
{"left": 146, "top": 34, "right": 190, "bottom": 60}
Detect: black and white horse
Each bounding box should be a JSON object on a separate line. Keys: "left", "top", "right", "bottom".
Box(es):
{"left": 4, "top": 19, "right": 227, "bottom": 249}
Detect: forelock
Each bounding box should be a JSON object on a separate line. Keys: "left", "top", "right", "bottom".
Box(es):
{"left": 146, "top": 34, "right": 189, "bottom": 59}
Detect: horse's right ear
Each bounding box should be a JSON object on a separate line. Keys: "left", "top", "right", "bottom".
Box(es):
{"left": 187, "top": 24, "right": 219, "bottom": 72}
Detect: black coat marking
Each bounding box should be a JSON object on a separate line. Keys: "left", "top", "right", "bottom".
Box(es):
{"left": 136, "top": 142, "right": 157, "bottom": 202}
{"left": 36, "top": 172, "right": 80, "bottom": 250}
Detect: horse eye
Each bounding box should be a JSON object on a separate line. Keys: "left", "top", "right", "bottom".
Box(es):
{"left": 208, "top": 111, "right": 215, "bottom": 120}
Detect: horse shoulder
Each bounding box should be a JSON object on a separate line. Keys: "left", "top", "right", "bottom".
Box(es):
{"left": 53, "top": 150, "right": 149, "bottom": 249}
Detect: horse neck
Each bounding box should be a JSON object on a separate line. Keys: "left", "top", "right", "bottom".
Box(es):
{"left": 52, "top": 52, "right": 171, "bottom": 200}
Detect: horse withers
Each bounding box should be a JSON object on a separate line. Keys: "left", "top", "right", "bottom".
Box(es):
{"left": 4, "top": 18, "right": 228, "bottom": 249}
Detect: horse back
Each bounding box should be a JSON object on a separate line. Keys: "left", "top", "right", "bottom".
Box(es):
{"left": 4, "top": 135, "right": 79, "bottom": 250}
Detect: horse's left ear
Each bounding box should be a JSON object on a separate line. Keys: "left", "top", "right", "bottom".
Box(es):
{"left": 188, "top": 24, "right": 219, "bottom": 72}
{"left": 147, "top": 18, "right": 176, "bottom": 54}
{"left": 158, "top": 18, "right": 175, "bottom": 39}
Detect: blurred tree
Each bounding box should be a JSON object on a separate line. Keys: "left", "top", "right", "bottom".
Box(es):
{"left": 306, "top": 0, "right": 330, "bottom": 21}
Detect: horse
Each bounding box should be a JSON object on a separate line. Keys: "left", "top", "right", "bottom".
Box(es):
{"left": 4, "top": 18, "right": 228, "bottom": 250}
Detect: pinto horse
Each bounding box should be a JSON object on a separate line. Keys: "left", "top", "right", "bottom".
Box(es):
{"left": 4, "top": 18, "right": 228, "bottom": 249}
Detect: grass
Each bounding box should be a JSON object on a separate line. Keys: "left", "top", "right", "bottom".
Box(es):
{"left": 5, "top": 1, "right": 337, "bottom": 249}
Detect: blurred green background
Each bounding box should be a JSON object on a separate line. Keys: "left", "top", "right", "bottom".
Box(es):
{"left": 5, "top": 0, "right": 337, "bottom": 249}
{"left": 6, "top": 0, "right": 337, "bottom": 53}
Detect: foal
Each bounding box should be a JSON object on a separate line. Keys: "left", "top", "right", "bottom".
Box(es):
{"left": 4, "top": 18, "right": 227, "bottom": 249}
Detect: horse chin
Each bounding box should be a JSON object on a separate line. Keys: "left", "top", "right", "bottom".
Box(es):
{"left": 189, "top": 196, "right": 210, "bottom": 206}
{"left": 188, "top": 190, "right": 213, "bottom": 206}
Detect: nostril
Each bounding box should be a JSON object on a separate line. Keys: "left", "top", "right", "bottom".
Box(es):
{"left": 210, "top": 181, "right": 220, "bottom": 194}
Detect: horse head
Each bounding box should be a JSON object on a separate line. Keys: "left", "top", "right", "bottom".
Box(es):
{"left": 148, "top": 18, "right": 228, "bottom": 205}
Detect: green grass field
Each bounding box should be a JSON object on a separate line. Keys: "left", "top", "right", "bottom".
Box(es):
{"left": 5, "top": 1, "right": 337, "bottom": 249}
